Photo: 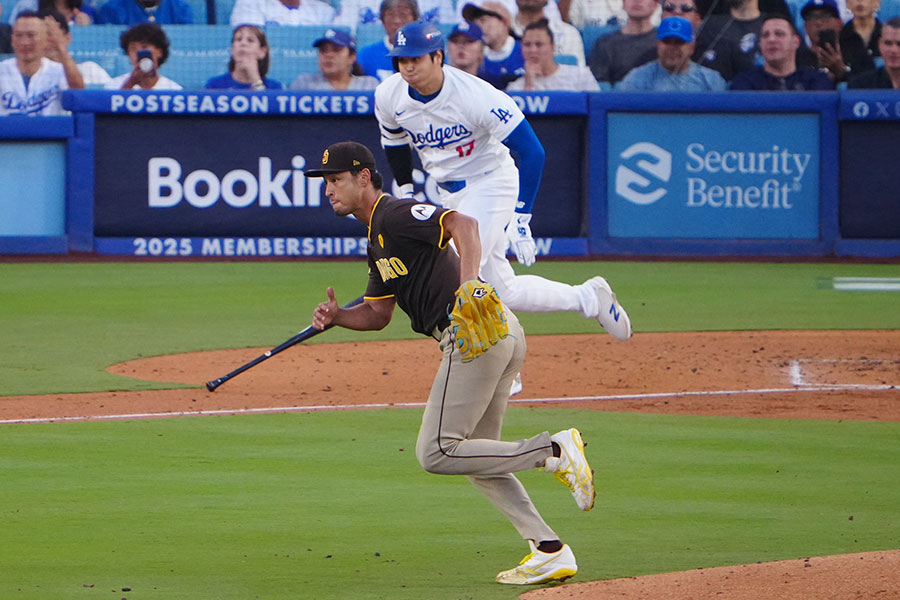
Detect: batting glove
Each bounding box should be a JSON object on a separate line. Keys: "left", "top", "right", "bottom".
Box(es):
{"left": 398, "top": 183, "right": 415, "bottom": 198}
{"left": 506, "top": 213, "right": 536, "bottom": 267}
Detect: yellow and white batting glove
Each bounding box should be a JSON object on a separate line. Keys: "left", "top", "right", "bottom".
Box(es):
{"left": 450, "top": 280, "right": 509, "bottom": 362}
{"left": 506, "top": 213, "right": 536, "bottom": 267}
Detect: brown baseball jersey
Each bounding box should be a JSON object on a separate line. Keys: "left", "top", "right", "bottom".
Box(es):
{"left": 363, "top": 194, "right": 459, "bottom": 336}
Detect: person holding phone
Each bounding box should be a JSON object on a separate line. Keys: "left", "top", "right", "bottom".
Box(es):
{"left": 104, "top": 22, "right": 182, "bottom": 89}
{"left": 798, "top": 0, "right": 873, "bottom": 82}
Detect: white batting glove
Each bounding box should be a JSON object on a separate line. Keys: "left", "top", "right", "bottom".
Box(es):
{"left": 505, "top": 213, "right": 536, "bottom": 267}
{"left": 398, "top": 183, "right": 415, "bottom": 198}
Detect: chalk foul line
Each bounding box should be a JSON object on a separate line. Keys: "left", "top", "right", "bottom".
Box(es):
{"left": 0, "top": 383, "right": 896, "bottom": 426}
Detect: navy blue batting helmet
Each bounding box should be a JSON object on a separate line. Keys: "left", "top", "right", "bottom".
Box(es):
{"left": 388, "top": 20, "right": 444, "bottom": 57}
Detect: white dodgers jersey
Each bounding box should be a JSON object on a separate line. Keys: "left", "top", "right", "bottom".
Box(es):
{"left": 0, "top": 57, "right": 69, "bottom": 116}
{"left": 374, "top": 66, "right": 525, "bottom": 183}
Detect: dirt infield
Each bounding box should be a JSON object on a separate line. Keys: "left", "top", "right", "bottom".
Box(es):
{"left": 2, "top": 330, "right": 899, "bottom": 598}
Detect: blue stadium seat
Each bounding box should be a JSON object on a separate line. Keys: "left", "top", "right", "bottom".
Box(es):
{"left": 554, "top": 53, "right": 578, "bottom": 65}
{"left": 581, "top": 23, "right": 620, "bottom": 57}
{"left": 880, "top": 0, "right": 900, "bottom": 19}
{"left": 355, "top": 21, "right": 385, "bottom": 47}
{"left": 217, "top": 0, "right": 237, "bottom": 25}
{"left": 163, "top": 25, "right": 233, "bottom": 88}
{"left": 69, "top": 25, "right": 127, "bottom": 75}
{"left": 182, "top": 0, "right": 211, "bottom": 23}
{"left": 161, "top": 53, "right": 227, "bottom": 88}
{"left": 2, "top": 0, "right": 17, "bottom": 24}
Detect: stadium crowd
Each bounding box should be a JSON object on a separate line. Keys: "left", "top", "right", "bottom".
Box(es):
{"left": 1, "top": 0, "right": 899, "bottom": 114}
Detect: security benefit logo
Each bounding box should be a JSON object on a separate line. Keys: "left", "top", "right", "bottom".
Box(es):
{"left": 608, "top": 114, "right": 820, "bottom": 240}
{"left": 614, "top": 142, "right": 672, "bottom": 206}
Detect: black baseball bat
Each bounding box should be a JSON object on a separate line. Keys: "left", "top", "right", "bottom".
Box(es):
{"left": 205, "top": 295, "right": 364, "bottom": 392}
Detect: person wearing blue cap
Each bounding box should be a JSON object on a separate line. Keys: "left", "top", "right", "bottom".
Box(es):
{"left": 206, "top": 24, "right": 283, "bottom": 90}
{"left": 617, "top": 16, "right": 727, "bottom": 90}
{"left": 446, "top": 20, "right": 487, "bottom": 78}
{"left": 290, "top": 28, "right": 379, "bottom": 90}
{"left": 356, "top": 0, "right": 419, "bottom": 81}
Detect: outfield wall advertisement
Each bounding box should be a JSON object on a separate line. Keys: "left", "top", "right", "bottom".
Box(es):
{"left": 85, "top": 91, "right": 587, "bottom": 257}
{"left": 607, "top": 113, "right": 820, "bottom": 240}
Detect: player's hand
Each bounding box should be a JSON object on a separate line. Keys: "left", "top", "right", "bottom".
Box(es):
{"left": 397, "top": 183, "right": 415, "bottom": 198}
{"left": 505, "top": 213, "right": 536, "bottom": 267}
{"left": 312, "top": 287, "right": 339, "bottom": 330}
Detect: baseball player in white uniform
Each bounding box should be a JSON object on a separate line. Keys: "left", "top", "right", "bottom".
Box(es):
{"left": 373, "top": 21, "right": 632, "bottom": 381}
{"left": 0, "top": 11, "right": 82, "bottom": 116}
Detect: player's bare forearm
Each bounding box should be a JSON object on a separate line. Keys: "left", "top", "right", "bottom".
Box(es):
{"left": 443, "top": 211, "right": 481, "bottom": 283}
{"left": 313, "top": 288, "right": 394, "bottom": 331}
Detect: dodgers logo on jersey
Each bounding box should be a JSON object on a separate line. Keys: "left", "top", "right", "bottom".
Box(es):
{"left": 408, "top": 123, "right": 473, "bottom": 150}
{"left": 411, "top": 204, "right": 437, "bottom": 221}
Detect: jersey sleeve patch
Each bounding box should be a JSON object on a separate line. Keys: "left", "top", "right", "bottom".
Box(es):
{"left": 410, "top": 203, "right": 438, "bottom": 221}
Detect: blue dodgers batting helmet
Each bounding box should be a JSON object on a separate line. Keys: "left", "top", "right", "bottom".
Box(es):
{"left": 388, "top": 20, "right": 444, "bottom": 57}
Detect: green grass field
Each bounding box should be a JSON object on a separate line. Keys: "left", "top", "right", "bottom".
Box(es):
{"left": 2, "top": 260, "right": 899, "bottom": 599}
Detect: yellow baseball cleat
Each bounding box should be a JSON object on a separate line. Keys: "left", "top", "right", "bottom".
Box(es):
{"left": 496, "top": 542, "right": 578, "bottom": 585}
{"left": 547, "top": 428, "right": 596, "bottom": 511}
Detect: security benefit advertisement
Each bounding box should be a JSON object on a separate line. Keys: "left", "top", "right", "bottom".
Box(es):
{"left": 608, "top": 113, "right": 820, "bottom": 239}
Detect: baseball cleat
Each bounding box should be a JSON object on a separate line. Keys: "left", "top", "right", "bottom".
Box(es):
{"left": 496, "top": 542, "right": 578, "bottom": 585}
{"left": 584, "top": 276, "right": 632, "bottom": 341}
{"left": 509, "top": 372, "right": 523, "bottom": 397}
{"left": 547, "top": 428, "right": 595, "bottom": 511}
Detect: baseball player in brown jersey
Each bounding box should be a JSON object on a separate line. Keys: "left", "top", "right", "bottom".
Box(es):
{"left": 306, "top": 140, "right": 596, "bottom": 585}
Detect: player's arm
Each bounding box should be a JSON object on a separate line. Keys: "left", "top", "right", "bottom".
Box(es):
{"left": 313, "top": 287, "right": 396, "bottom": 331}
{"left": 501, "top": 120, "right": 545, "bottom": 266}
{"left": 374, "top": 91, "right": 415, "bottom": 196}
{"left": 383, "top": 144, "right": 415, "bottom": 195}
{"left": 442, "top": 211, "right": 481, "bottom": 283}
{"left": 501, "top": 119, "right": 545, "bottom": 214}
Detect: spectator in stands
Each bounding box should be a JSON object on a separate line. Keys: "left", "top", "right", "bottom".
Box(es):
{"left": 229, "top": 0, "right": 335, "bottom": 27}
{"left": 356, "top": 0, "right": 418, "bottom": 81}
{"left": 446, "top": 20, "right": 487, "bottom": 77}
{"left": 729, "top": 14, "right": 833, "bottom": 88}
{"left": 565, "top": 0, "right": 626, "bottom": 29}
{"left": 96, "top": 0, "right": 194, "bottom": 24}
{"left": 43, "top": 8, "right": 111, "bottom": 86}
{"left": 10, "top": 0, "right": 95, "bottom": 25}
{"left": 617, "top": 16, "right": 727, "bottom": 89}
{"left": 206, "top": 24, "right": 282, "bottom": 89}
{"left": 290, "top": 27, "right": 378, "bottom": 89}
{"left": 105, "top": 22, "right": 181, "bottom": 89}
{"left": 661, "top": 0, "right": 700, "bottom": 29}
{"left": 512, "top": 0, "right": 586, "bottom": 65}
{"left": 334, "top": 0, "right": 454, "bottom": 32}
{"left": 694, "top": 0, "right": 767, "bottom": 81}
{"left": 506, "top": 17, "right": 600, "bottom": 88}
{"left": 0, "top": 11, "right": 83, "bottom": 115}
{"left": 589, "top": 0, "right": 658, "bottom": 85}
{"left": 849, "top": 16, "right": 900, "bottom": 87}
{"left": 461, "top": 1, "right": 524, "bottom": 88}
{"left": 798, "top": 0, "right": 873, "bottom": 83}
{"left": 841, "top": 0, "right": 881, "bottom": 70}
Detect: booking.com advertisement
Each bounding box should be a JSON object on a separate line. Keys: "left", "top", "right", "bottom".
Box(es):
{"left": 607, "top": 113, "right": 820, "bottom": 239}
{"left": 92, "top": 111, "right": 584, "bottom": 257}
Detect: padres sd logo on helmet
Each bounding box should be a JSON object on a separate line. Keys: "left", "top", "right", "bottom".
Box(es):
{"left": 322, "top": 149, "right": 330, "bottom": 164}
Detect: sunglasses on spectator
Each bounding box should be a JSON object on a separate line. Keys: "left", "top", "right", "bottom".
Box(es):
{"left": 662, "top": 3, "right": 696, "bottom": 12}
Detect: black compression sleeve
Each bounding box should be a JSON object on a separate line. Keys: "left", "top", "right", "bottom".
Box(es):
{"left": 383, "top": 144, "right": 415, "bottom": 187}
